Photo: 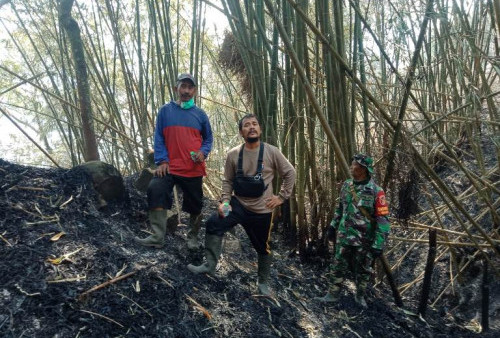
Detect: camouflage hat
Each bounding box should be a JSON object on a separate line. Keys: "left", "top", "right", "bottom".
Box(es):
{"left": 353, "top": 153, "right": 374, "bottom": 174}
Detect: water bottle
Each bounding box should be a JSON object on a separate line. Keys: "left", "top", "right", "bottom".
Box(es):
{"left": 190, "top": 151, "right": 197, "bottom": 162}
{"left": 221, "top": 201, "right": 230, "bottom": 217}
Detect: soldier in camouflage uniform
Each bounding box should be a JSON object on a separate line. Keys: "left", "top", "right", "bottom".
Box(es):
{"left": 317, "top": 154, "right": 390, "bottom": 308}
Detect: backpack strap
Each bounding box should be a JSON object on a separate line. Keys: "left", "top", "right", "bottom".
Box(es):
{"left": 256, "top": 142, "right": 264, "bottom": 175}
{"left": 237, "top": 145, "right": 245, "bottom": 176}
{"left": 237, "top": 142, "right": 265, "bottom": 176}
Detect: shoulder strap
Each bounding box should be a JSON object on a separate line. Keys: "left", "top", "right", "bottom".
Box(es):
{"left": 256, "top": 142, "right": 264, "bottom": 174}
{"left": 348, "top": 181, "right": 375, "bottom": 223}
{"left": 237, "top": 145, "right": 245, "bottom": 175}
{"left": 237, "top": 142, "right": 265, "bottom": 176}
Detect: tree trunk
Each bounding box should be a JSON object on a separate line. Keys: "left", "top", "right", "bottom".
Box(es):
{"left": 58, "top": 0, "right": 99, "bottom": 162}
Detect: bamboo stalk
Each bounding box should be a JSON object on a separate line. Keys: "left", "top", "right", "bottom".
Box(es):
{"left": 482, "top": 257, "right": 490, "bottom": 332}
{"left": 383, "top": 0, "right": 435, "bottom": 189}
{"left": 0, "top": 107, "right": 61, "bottom": 168}
{"left": 264, "top": 0, "right": 350, "bottom": 177}
{"left": 380, "top": 254, "right": 403, "bottom": 307}
{"left": 418, "top": 230, "right": 437, "bottom": 317}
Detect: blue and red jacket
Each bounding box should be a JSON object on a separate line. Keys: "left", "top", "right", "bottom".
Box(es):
{"left": 153, "top": 100, "right": 213, "bottom": 177}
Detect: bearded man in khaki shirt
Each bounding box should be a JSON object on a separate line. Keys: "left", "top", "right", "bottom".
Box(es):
{"left": 187, "top": 114, "right": 296, "bottom": 296}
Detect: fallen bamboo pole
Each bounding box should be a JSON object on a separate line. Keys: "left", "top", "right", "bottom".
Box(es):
{"left": 79, "top": 309, "right": 124, "bottom": 328}
{"left": 399, "top": 248, "right": 448, "bottom": 295}
{"left": 391, "top": 223, "right": 500, "bottom": 243}
{"left": 389, "top": 236, "right": 496, "bottom": 248}
{"left": 431, "top": 250, "right": 480, "bottom": 306}
{"left": 78, "top": 270, "right": 138, "bottom": 300}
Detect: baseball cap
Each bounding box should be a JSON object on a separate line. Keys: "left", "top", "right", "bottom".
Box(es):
{"left": 352, "top": 153, "right": 374, "bottom": 174}
{"left": 177, "top": 73, "right": 197, "bottom": 86}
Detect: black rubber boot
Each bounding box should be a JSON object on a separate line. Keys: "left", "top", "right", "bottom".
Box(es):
{"left": 187, "top": 234, "right": 222, "bottom": 274}
{"left": 187, "top": 213, "right": 202, "bottom": 250}
{"left": 257, "top": 254, "right": 272, "bottom": 296}
{"left": 135, "top": 210, "right": 167, "bottom": 248}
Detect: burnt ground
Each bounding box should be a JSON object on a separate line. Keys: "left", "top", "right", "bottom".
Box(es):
{"left": 0, "top": 158, "right": 498, "bottom": 338}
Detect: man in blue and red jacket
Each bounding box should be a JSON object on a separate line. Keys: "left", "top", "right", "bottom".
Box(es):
{"left": 136, "top": 73, "right": 213, "bottom": 250}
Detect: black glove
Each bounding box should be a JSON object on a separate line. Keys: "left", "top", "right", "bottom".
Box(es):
{"left": 327, "top": 226, "right": 337, "bottom": 242}
{"left": 371, "top": 248, "right": 383, "bottom": 258}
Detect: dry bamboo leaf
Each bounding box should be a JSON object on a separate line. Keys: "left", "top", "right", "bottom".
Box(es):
{"left": 0, "top": 233, "right": 12, "bottom": 246}
{"left": 402, "top": 309, "right": 418, "bottom": 317}
{"left": 59, "top": 195, "right": 73, "bottom": 209}
{"left": 34, "top": 232, "right": 55, "bottom": 243}
{"left": 25, "top": 219, "right": 58, "bottom": 226}
{"left": 291, "top": 290, "right": 301, "bottom": 299}
{"left": 46, "top": 274, "right": 87, "bottom": 283}
{"left": 157, "top": 275, "right": 174, "bottom": 289}
{"left": 186, "top": 295, "right": 212, "bottom": 320}
{"left": 15, "top": 283, "right": 41, "bottom": 296}
{"left": 465, "top": 318, "right": 482, "bottom": 333}
{"left": 194, "top": 305, "right": 212, "bottom": 320}
{"left": 115, "top": 264, "right": 127, "bottom": 278}
{"left": 46, "top": 256, "right": 65, "bottom": 265}
{"left": 50, "top": 231, "right": 66, "bottom": 242}
{"left": 46, "top": 247, "right": 83, "bottom": 265}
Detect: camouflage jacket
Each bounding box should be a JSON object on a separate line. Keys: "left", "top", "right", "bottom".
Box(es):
{"left": 330, "top": 178, "right": 390, "bottom": 250}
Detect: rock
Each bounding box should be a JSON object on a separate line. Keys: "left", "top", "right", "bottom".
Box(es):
{"left": 72, "top": 160, "right": 126, "bottom": 203}
{"left": 134, "top": 168, "right": 154, "bottom": 193}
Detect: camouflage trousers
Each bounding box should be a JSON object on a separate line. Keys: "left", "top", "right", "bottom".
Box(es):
{"left": 327, "top": 244, "right": 374, "bottom": 294}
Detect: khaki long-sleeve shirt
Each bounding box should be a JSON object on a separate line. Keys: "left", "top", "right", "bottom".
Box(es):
{"left": 221, "top": 142, "right": 296, "bottom": 214}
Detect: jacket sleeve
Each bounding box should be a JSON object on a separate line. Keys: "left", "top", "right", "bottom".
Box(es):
{"left": 330, "top": 203, "right": 343, "bottom": 230}
{"left": 153, "top": 108, "right": 169, "bottom": 165}
{"left": 199, "top": 112, "right": 213, "bottom": 158}
{"left": 372, "top": 189, "right": 390, "bottom": 250}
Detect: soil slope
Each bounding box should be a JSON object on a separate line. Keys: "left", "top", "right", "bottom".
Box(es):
{"left": 0, "top": 158, "right": 497, "bottom": 337}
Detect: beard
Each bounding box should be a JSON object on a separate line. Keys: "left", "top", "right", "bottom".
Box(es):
{"left": 247, "top": 136, "right": 259, "bottom": 143}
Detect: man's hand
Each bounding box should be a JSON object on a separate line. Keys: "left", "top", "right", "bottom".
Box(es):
{"left": 193, "top": 151, "right": 205, "bottom": 163}
{"left": 218, "top": 201, "right": 232, "bottom": 217}
{"left": 155, "top": 162, "right": 169, "bottom": 177}
{"left": 265, "top": 195, "right": 284, "bottom": 209}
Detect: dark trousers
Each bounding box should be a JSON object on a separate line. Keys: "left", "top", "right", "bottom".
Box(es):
{"left": 205, "top": 197, "right": 272, "bottom": 255}
{"left": 147, "top": 174, "right": 203, "bottom": 215}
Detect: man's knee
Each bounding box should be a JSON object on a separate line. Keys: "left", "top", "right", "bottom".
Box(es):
{"left": 205, "top": 213, "right": 224, "bottom": 235}
{"left": 147, "top": 177, "right": 168, "bottom": 195}
{"left": 147, "top": 177, "right": 172, "bottom": 209}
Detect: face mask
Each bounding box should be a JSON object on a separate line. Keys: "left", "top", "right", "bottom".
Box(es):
{"left": 180, "top": 98, "right": 195, "bottom": 109}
